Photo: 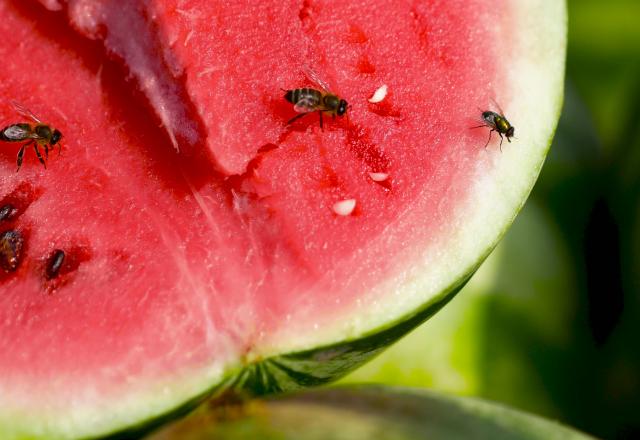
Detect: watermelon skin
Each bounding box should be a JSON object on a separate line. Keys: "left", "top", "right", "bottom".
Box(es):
{"left": 1, "top": 0, "right": 565, "bottom": 438}
{"left": 149, "top": 386, "right": 596, "bottom": 440}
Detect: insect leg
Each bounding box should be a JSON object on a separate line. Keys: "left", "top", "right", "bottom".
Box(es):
{"left": 319, "top": 111, "right": 324, "bottom": 130}
{"left": 44, "top": 144, "right": 49, "bottom": 160}
{"left": 470, "top": 125, "right": 487, "bottom": 129}
{"left": 33, "top": 143, "right": 47, "bottom": 168}
{"left": 16, "top": 141, "right": 33, "bottom": 171}
{"left": 484, "top": 129, "right": 494, "bottom": 149}
{"left": 498, "top": 133, "right": 504, "bottom": 152}
{"left": 287, "top": 112, "right": 311, "bottom": 125}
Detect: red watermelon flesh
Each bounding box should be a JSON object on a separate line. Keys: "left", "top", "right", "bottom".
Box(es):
{"left": 0, "top": 0, "right": 565, "bottom": 438}
{"left": 49, "top": 0, "right": 506, "bottom": 176}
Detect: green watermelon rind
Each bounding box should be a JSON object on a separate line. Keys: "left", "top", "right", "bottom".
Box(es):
{"left": 91, "top": 267, "right": 472, "bottom": 440}
{"left": 150, "top": 385, "right": 597, "bottom": 440}
{"left": 94, "top": 185, "right": 557, "bottom": 440}
{"left": 89, "top": 192, "right": 555, "bottom": 440}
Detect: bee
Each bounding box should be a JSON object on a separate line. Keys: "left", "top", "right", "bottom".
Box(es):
{"left": 0, "top": 102, "right": 62, "bottom": 171}
{"left": 284, "top": 67, "right": 348, "bottom": 129}
{"left": 471, "top": 101, "right": 515, "bottom": 150}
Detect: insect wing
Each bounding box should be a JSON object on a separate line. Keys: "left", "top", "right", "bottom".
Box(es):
{"left": 482, "top": 111, "right": 498, "bottom": 126}
{"left": 293, "top": 96, "right": 318, "bottom": 113}
{"left": 303, "top": 66, "right": 332, "bottom": 92}
{"left": 10, "top": 101, "right": 42, "bottom": 123}
{"left": 490, "top": 98, "right": 506, "bottom": 117}
{"left": 1, "top": 124, "right": 32, "bottom": 141}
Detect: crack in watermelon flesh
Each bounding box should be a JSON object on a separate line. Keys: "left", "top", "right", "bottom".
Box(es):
{"left": 0, "top": 0, "right": 566, "bottom": 438}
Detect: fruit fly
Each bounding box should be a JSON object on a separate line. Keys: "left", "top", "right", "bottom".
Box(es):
{"left": 471, "top": 101, "right": 515, "bottom": 150}
{"left": 0, "top": 101, "right": 63, "bottom": 171}
{"left": 283, "top": 67, "right": 348, "bottom": 129}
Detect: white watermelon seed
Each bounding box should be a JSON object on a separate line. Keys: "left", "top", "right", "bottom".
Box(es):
{"left": 369, "top": 172, "right": 389, "bottom": 182}
{"left": 368, "top": 84, "right": 388, "bottom": 103}
{"left": 333, "top": 199, "right": 356, "bottom": 216}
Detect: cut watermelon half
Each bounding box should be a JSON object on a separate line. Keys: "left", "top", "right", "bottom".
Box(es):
{"left": 0, "top": 0, "right": 566, "bottom": 439}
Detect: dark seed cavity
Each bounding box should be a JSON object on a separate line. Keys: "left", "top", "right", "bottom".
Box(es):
{"left": 0, "top": 230, "right": 24, "bottom": 272}
{"left": 357, "top": 56, "right": 376, "bottom": 74}
{"left": 0, "top": 182, "right": 43, "bottom": 221}
{"left": 0, "top": 204, "right": 15, "bottom": 222}
{"left": 45, "top": 249, "right": 66, "bottom": 280}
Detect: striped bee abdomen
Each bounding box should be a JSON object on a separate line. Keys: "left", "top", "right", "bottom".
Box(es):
{"left": 285, "top": 88, "right": 323, "bottom": 108}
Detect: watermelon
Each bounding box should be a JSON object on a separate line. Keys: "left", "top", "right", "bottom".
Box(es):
{"left": 149, "top": 386, "right": 595, "bottom": 440}
{"left": 0, "top": 0, "right": 566, "bottom": 439}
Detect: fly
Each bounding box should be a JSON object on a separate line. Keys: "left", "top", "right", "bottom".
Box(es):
{"left": 471, "top": 101, "right": 514, "bottom": 150}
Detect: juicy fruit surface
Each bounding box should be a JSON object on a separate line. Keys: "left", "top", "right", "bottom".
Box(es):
{"left": 0, "top": 3, "right": 238, "bottom": 433}
{"left": 54, "top": 0, "right": 501, "bottom": 176}
{"left": 0, "top": 0, "right": 564, "bottom": 438}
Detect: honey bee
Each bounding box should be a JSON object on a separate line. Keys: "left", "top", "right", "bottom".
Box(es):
{"left": 284, "top": 67, "right": 348, "bottom": 129}
{"left": 0, "top": 102, "right": 62, "bottom": 171}
{"left": 471, "top": 101, "right": 515, "bottom": 150}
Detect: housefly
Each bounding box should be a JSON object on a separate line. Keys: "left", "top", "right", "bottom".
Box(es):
{"left": 471, "top": 101, "right": 514, "bottom": 150}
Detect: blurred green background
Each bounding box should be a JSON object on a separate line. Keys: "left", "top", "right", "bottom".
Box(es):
{"left": 343, "top": 1, "right": 640, "bottom": 438}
